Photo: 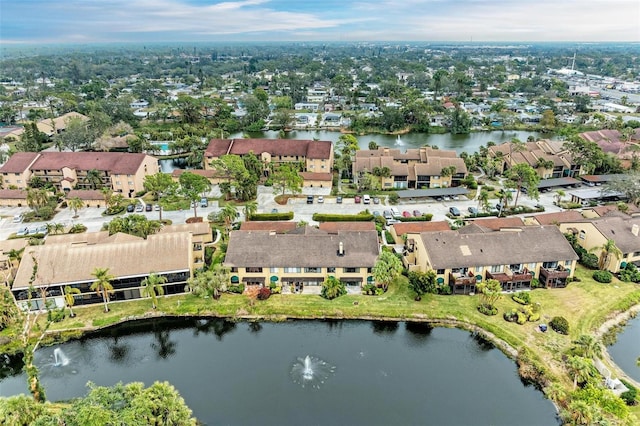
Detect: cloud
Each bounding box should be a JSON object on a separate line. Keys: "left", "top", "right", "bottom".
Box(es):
{"left": 1, "top": 0, "right": 639, "bottom": 43}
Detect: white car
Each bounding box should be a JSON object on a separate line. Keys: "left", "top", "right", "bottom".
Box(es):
{"left": 317, "top": 196, "right": 324, "bottom": 203}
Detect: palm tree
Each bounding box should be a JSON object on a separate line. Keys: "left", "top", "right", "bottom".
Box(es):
{"left": 90, "top": 267, "right": 115, "bottom": 313}
{"left": 573, "top": 335, "right": 601, "bottom": 359}
{"left": 141, "top": 273, "right": 167, "bottom": 309}
{"left": 243, "top": 201, "right": 258, "bottom": 221}
{"left": 477, "top": 189, "right": 490, "bottom": 212}
{"left": 26, "top": 188, "right": 48, "bottom": 211}
{"left": 6, "top": 248, "right": 24, "bottom": 278}
{"left": 67, "top": 196, "right": 84, "bottom": 218}
{"left": 64, "top": 286, "right": 81, "bottom": 318}
{"left": 554, "top": 190, "right": 566, "bottom": 206}
{"left": 219, "top": 204, "right": 238, "bottom": 236}
{"left": 590, "top": 239, "right": 623, "bottom": 271}
{"left": 566, "top": 356, "right": 593, "bottom": 389}
{"left": 84, "top": 168, "right": 104, "bottom": 189}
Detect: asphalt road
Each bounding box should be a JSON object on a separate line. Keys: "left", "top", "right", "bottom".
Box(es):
{"left": 0, "top": 185, "right": 567, "bottom": 240}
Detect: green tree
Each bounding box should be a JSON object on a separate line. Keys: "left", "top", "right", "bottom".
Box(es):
{"left": 431, "top": 69, "right": 448, "bottom": 100}
{"left": 68, "top": 196, "right": 84, "bottom": 218}
{"left": 218, "top": 204, "right": 238, "bottom": 237}
{"left": 336, "top": 134, "right": 360, "bottom": 179}
{"left": 106, "top": 214, "right": 162, "bottom": 238}
{"left": 573, "top": 335, "right": 602, "bottom": 359}
{"left": 271, "top": 164, "right": 303, "bottom": 196}
{"left": 605, "top": 172, "right": 640, "bottom": 205}
{"left": 84, "top": 168, "right": 104, "bottom": 189}
{"left": 590, "top": 239, "right": 622, "bottom": 271}
{"left": 179, "top": 172, "right": 211, "bottom": 218}
{"left": 210, "top": 155, "right": 248, "bottom": 200}
{"left": 407, "top": 270, "right": 437, "bottom": 300}
{"left": 504, "top": 163, "right": 540, "bottom": 207}
{"left": 243, "top": 201, "right": 258, "bottom": 221}
{"left": 566, "top": 356, "right": 593, "bottom": 389}
{"left": 16, "top": 122, "right": 47, "bottom": 152}
{"left": 90, "top": 267, "right": 115, "bottom": 313}
{"left": 26, "top": 188, "right": 48, "bottom": 211}
{"left": 141, "top": 273, "right": 167, "bottom": 309}
{"left": 321, "top": 276, "right": 347, "bottom": 300}
{"left": 372, "top": 251, "right": 403, "bottom": 291}
{"left": 477, "top": 189, "right": 490, "bottom": 212}
{"left": 143, "top": 173, "right": 177, "bottom": 221}
{"left": 64, "top": 285, "right": 81, "bottom": 318}
{"left": 449, "top": 106, "right": 471, "bottom": 134}
{"left": 476, "top": 279, "right": 502, "bottom": 309}
{"left": 540, "top": 109, "right": 557, "bottom": 131}
{"left": 187, "top": 264, "right": 229, "bottom": 299}
{"left": 54, "top": 116, "right": 92, "bottom": 151}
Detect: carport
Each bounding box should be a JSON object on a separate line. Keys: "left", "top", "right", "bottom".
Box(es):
{"left": 395, "top": 187, "right": 469, "bottom": 200}
{"left": 535, "top": 177, "right": 581, "bottom": 192}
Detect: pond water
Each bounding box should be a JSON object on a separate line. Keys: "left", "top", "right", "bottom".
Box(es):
{"left": 0, "top": 318, "right": 558, "bottom": 425}
{"left": 608, "top": 314, "right": 640, "bottom": 382}
{"left": 231, "top": 130, "right": 541, "bottom": 154}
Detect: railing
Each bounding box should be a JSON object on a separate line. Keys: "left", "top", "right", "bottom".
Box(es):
{"left": 487, "top": 270, "right": 533, "bottom": 283}
{"left": 449, "top": 272, "right": 477, "bottom": 286}
{"left": 539, "top": 267, "right": 569, "bottom": 281}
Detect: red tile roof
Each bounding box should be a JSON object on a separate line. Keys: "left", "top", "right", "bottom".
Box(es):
{"left": 299, "top": 172, "right": 332, "bottom": 180}
{"left": 0, "top": 189, "right": 27, "bottom": 199}
{"left": 392, "top": 221, "right": 451, "bottom": 234}
{"left": 0, "top": 152, "right": 40, "bottom": 173}
{"left": 31, "top": 152, "right": 150, "bottom": 175}
{"left": 319, "top": 222, "right": 376, "bottom": 232}
{"left": 530, "top": 210, "right": 584, "bottom": 226}
{"left": 239, "top": 221, "right": 298, "bottom": 233}
{"left": 66, "top": 190, "right": 105, "bottom": 200}
{"left": 204, "top": 138, "right": 332, "bottom": 160}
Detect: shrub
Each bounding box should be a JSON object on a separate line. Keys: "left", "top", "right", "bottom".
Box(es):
{"left": 620, "top": 380, "right": 638, "bottom": 406}
{"left": 483, "top": 185, "right": 495, "bottom": 192}
{"left": 549, "top": 316, "right": 569, "bottom": 335}
{"left": 68, "top": 224, "right": 87, "bottom": 234}
{"left": 593, "top": 270, "right": 613, "bottom": 283}
{"left": 257, "top": 287, "right": 271, "bottom": 300}
{"left": 384, "top": 231, "right": 394, "bottom": 244}
{"left": 47, "top": 308, "right": 66, "bottom": 323}
{"left": 619, "top": 263, "right": 640, "bottom": 283}
{"left": 530, "top": 278, "right": 545, "bottom": 289}
{"left": 478, "top": 304, "right": 498, "bottom": 316}
{"left": 250, "top": 212, "right": 294, "bottom": 221}
{"left": 580, "top": 252, "right": 599, "bottom": 269}
{"left": 227, "top": 284, "right": 245, "bottom": 294}
{"left": 312, "top": 213, "right": 374, "bottom": 222}
{"left": 512, "top": 291, "right": 531, "bottom": 305}
{"left": 388, "top": 193, "right": 399, "bottom": 204}
{"left": 362, "top": 283, "right": 377, "bottom": 295}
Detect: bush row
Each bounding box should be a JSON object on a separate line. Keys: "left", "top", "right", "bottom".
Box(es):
{"left": 250, "top": 212, "right": 294, "bottom": 221}
{"left": 398, "top": 213, "right": 433, "bottom": 222}
{"left": 312, "top": 213, "right": 374, "bottom": 222}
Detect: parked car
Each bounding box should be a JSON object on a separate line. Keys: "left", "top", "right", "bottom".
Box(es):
{"left": 135, "top": 204, "right": 144, "bottom": 212}
{"left": 16, "top": 227, "right": 28, "bottom": 237}
{"left": 200, "top": 198, "right": 208, "bottom": 208}
{"left": 495, "top": 203, "right": 503, "bottom": 211}
{"left": 271, "top": 208, "right": 279, "bottom": 213}
{"left": 145, "top": 204, "right": 152, "bottom": 212}
{"left": 317, "top": 196, "right": 324, "bottom": 203}
{"left": 443, "top": 195, "right": 451, "bottom": 201}
{"left": 363, "top": 194, "right": 371, "bottom": 204}
{"left": 154, "top": 204, "right": 160, "bottom": 211}
{"left": 383, "top": 210, "right": 393, "bottom": 220}
{"left": 468, "top": 206, "right": 478, "bottom": 215}
{"left": 354, "top": 195, "right": 361, "bottom": 203}
{"left": 307, "top": 195, "right": 314, "bottom": 204}
{"left": 452, "top": 195, "right": 460, "bottom": 200}
{"left": 402, "top": 210, "right": 412, "bottom": 218}
{"left": 336, "top": 196, "right": 343, "bottom": 204}
{"left": 373, "top": 197, "right": 380, "bottom": 204}
{"left": 413, "top": 209, "right": 421, "bottom": 217}
{"left": 435, "top": 196, "right": 444, "bottom": 202}
{"left": 127, "top": 204, "right": 135, "bottom": 213}
{"left": 373, "top": 211, "right": 380, "bottom": 217}
{"left": 449, "top": 206, "right": 461, "bottom": 217}
{"left": 12, "top": 214, "right": 23, "bottom": 223}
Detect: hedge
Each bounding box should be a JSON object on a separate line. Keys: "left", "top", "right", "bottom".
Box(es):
{"left": 312, "top": 213, "right": 374, "bottom": 222}
{"left": 398, "top": 214, "right": 433, "bottom": 222}
{"left": 250, "top": 212, "right": 294, "bottom": 221}
{"left": 593, "top": 270, "right": 613, "bottom": 283}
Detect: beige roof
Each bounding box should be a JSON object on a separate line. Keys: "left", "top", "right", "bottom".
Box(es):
{"left": 529, "top": 210, "right": 585, "bottom": 226}
{"left": 159, "top": 222, "right": 212, "bottom": 237}
{"left": 463, "top": 217, "right": 525, "bottom": 231}
{"left": 240, "top": 221, "right": 298, "bottom": 233}
{"left": 392, "top": 221, "right": 451, "bottom": 234}
{"left": 224, "top": 228, "right": 379, "bottom": 268}
{"left": 13, "top": 232, "right": 191, "bottom": 289}
{"left": 0, "top": 239, "right": 28, "bottom": 263}
{"left": 420, "top": 226, "right": 578, "bottom": 269}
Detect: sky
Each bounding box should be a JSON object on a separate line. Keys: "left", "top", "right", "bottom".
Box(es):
{"left": 1, "top": 0, "right": 639, "bottom": 44}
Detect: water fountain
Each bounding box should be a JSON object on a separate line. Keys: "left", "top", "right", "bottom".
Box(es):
{"left": 396, "top": 135, "right": 404, "bottom": 146}
{"left": 53, "top": 348, "right": 69, "bottom": 367}
{"left": 291, "top": 355, "right": 335, "bottom": 389}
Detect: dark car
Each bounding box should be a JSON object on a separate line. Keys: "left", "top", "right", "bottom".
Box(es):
{"left": 373, "top": 197, "right": 380, "bottom": 204}
{"left": 307, "top": 195, "right": 314, "bottom": 204}
{"left": 145, "top": 204, "right": 152, "bottom": 212}
{"left": 336, "top": 196, "right": 343, "bottom": 204}
{"left": 412, "top": 209, "right": 421, "bottom": 217}
{"left": 126, "top": 204, "right": 135, "bottom": 213}
{"left": 354, "top": 195, "right": 361, "bottom": 203}
{"left": 468, "top": 206, "right": 478, "bottom": 215}
{"left": 449, "top": 206, "right": 461, "bottom": 217}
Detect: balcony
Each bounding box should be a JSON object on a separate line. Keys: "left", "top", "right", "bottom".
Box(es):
{"left": 487, "top": 270, "right": 533, "bottom": 291}
{"left": 449, "top": 272, "right": 478, "bottom": 287}
{"left": 539, "top": 267, "right": 570, "bottom": 288}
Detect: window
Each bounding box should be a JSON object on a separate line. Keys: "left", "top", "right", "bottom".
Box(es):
{"left": 564, "top": 260, "right": 572, "bottom": 267}
{"left": 490, "top": 265, "right": 502, "bottom": 273}
{"left": 344, "top": 267, "right": 359, "bottom": 273}
{"left": 509, "top": 264, "right": 522, "bottom": 272}
{"left": 633, "top": 251, "right": 640, "bottom": 257}
{"left": 542, "top": 261, "right": 558, "bottom": 269}
{"left": 245, "top": 267, "right": 263, "bottom": 273}
{"left": 230, "top": 267, "right": 238, "bottom": 272}
{"left": 284, "top": 267, "right": 301, "bottom": 273}
{"left": 436, "top": 269, "right": 445, "bottom": 275}
{"left": 327, "top": 267, "right": 336, "bottom": 273}
{"left": 270, "top": 267, "right": 278, "bottom": 273}
{"left": 304, "top": 267, "right": 320, "bottom": 273}
{"left": 579, "top": 230, "right": 586, "bottom": 240}
{"left": 128, "top": 181, "right": 134, "bottom": 185}
{"left": 367, "top": 267, "right": 372, "bottom": 273}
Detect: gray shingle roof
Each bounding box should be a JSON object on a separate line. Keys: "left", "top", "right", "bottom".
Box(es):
{"left": 224, "top": 228, "right": 379, "bottom": 268}
{"left": 420, "top": 226, "right": 578, "bottom": 269}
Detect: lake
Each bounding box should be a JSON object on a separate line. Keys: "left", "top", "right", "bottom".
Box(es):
{"left": 608, "top": 314, "right": 640, "bottom": 382}
{"left": 231, "top": 129, "right": 542, "bottom": 154}
{"left": 0, "top": 318, "right": 558, "bottom": 426}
